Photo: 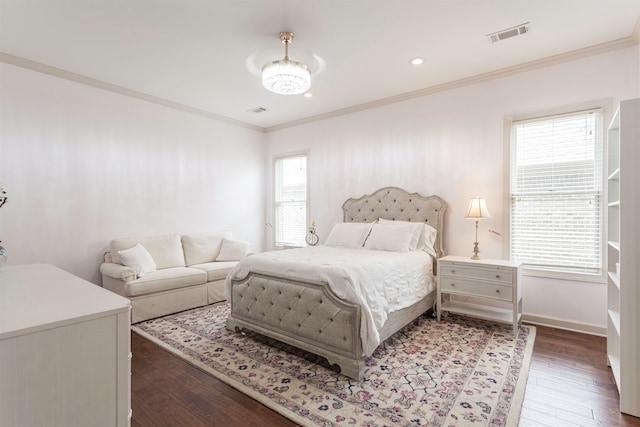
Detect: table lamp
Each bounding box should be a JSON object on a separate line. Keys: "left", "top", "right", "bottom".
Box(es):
{"left": 465, "top": 196, "right": 492, "bottom": 260}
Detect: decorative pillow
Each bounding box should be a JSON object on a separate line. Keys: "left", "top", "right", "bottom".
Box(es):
{"left": 117, "top": 243, "right": 157, "bottom": 278}
{"left": 215, "top": 239, "right": 249, "bottom": 261}
{"left": 422, "top": 223, "right": 438, "bottom": 257}
{"left": 182, "top": 232, "right": 232, "bottom": 266}
{"left": 378, "top": 218, "right": 422, "bottom": 250}
{"left": 378, "top": 218, "right": 438, "bottom": 256}
{"left": 363, "top": 222, "right": 415, "bottom": 252}
{"left": 324, "top": 222, "right": 374, "bottom": 248}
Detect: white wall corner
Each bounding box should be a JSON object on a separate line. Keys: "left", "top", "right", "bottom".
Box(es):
{"left": 632, "top": 16, "right": 640, "bottom": 43}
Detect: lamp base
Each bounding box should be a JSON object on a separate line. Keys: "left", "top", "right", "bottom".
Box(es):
{"left": 471, "top": 241, "right": 480, "bottom": 260}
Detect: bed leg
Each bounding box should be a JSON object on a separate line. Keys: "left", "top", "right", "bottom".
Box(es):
{"left": 335, "top": 359, "right": 365, "bottom": 382}
{"left": 226, "top": 317, "right": 241, "bottom": 333}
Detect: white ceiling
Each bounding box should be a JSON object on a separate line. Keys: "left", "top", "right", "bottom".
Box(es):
{"left": 1, "top": 1, "right": 639, "bottom": 131}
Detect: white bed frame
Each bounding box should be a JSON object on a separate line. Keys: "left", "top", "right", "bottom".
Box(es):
{"left": 226, "top": 187, "right": 448, "bottom": 380}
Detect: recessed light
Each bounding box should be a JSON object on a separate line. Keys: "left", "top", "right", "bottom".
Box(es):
{"left": 304, "top": 92, "right": 313, "bottom": 98}
{"left": 409, "top": 57, "right": 424, "bottom": 66}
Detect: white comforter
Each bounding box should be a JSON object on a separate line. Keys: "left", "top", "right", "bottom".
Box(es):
{"left": 225, "top": 246, "right": 435, "bottom": 356}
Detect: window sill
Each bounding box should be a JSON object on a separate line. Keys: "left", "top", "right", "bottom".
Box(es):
{"left": 522, "top": 266, "right": 606, "bottom": 284}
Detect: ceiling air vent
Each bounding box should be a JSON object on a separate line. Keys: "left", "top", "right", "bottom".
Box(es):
{"left": 247, "top": 107, "right": 267, "bottom": 114}
{"left": 487, "top": 22, "right": 530, "bottom": 43}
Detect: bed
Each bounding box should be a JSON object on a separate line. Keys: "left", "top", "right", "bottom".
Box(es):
{"left": 225, "top": 187, "right": 448, "bottom": 380}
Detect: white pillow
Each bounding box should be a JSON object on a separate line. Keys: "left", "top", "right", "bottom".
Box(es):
{"left": 363, "top": 222, "right": 415, "bottom": 252}
{"left": 117, "top": 243, "right": 157, "bottom": 278}
{"left": 378, "top": 218, "right": 422, "bottom": 250}
{"left": 216, "top": 239, "right": 249, "bottom": 261}
{"left": 378, "top": 218, "right": 438, "bottom": 256}
{"left": 324, "top": 222, "right": 373, "bottom": 248}
{"left": 422, "top": 223, "right": 438, "bottom": 257}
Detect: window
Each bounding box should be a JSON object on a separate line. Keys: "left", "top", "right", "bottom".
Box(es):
{"left": 509, "top": 109, "right": 603, "bottom": 276}
{"left": 274, "top": 153, "right": 308, "bottom": 247}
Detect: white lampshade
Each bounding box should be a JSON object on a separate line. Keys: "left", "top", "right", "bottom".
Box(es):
{"left": 262, "top": 59, "right": 311, "bottom": 95}
{"left": 465, "top": 196, "right": 492, "bottom": 220}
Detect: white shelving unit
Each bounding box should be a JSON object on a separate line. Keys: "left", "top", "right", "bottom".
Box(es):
{"left": 607, "top": 98, "right": 640, "bottom": 418}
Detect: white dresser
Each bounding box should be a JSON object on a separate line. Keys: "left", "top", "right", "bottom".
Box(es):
{"left": 437, "top": 256, "right": 522, "bottom": 334}
{"left": 0, "top": 264, "right": 131, "bottom": 427}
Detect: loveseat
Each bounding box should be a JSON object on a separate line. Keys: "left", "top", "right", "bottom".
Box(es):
{"left": 100, "top": 232, "right": 248, "bottom": 323}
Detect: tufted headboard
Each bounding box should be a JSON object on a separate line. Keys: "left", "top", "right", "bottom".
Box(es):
{"left": 342, "top": 187, "right": 448, "bottom": 260}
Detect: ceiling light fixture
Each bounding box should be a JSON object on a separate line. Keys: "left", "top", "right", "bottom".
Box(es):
{"left": 410, "top": 57, "right": 424, "bottom": 65}
{"left": 262, "top": 32, "right": 311, "bottom": 95}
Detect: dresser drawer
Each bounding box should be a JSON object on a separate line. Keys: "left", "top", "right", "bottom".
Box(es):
{"left": 440, "top": 277, "right": 512, "bottom": 301}
{"left": 439, "top": 263, "right": 513, "bottom": 284}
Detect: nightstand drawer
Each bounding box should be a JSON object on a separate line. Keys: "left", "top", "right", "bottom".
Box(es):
{"left": 439, "top": 263, "right": 513, "bottom": 284}
{"left": 440, "top": 277, "right": 512, "bottom": 301}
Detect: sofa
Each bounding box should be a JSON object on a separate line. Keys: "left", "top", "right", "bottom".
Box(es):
{"left": 100, "top": 232, "right": 248, "bottom": 323}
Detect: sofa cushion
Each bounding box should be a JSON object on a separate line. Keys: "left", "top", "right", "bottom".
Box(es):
{"left": 181, "top": 232, "right": 232, "bottom": 266}
{"left": 216, "top": 239, "right": 249, "bottom": 261}
{"left": 110, "top": 234, "right": 185, "bottom": 269}
{"left": 190, "top": 261, "right": 237, "bottom": 282}
{"left": 124, "top": 267, "right": 206, "bottom": 297}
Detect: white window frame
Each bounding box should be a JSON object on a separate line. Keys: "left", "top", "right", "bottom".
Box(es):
{"left": 505, "top": 105, "right": 607, "bottom": 283}
{"left": 273, "top": 151, "right": 309, "bottom": 249}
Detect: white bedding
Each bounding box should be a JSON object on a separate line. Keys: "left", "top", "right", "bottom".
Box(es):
{"left": 225, "top": 246, "right": 435, "bottom": 356}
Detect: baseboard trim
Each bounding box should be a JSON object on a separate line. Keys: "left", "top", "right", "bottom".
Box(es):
{"left": 523, "top": 313, "right": 606, "bottom": 337}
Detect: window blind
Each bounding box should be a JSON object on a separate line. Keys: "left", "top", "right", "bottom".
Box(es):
{"left": 274, "top": 154, "right": 308, "bottom": 247}
{"left": 510, "top": 109, "right": 603, "bottom": 274}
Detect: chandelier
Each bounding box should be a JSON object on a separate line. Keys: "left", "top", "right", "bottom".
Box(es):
{"left": 262, "top": 32, "right": 311, "bottom": 95}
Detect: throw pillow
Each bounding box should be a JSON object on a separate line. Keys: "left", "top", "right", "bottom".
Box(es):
{"left": 118, "top": 243, "right": 157, "bottom": 278}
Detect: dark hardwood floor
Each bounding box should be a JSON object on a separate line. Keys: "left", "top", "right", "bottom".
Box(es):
{"left": 131, "top": 324, "right": 640, "bottom": 427}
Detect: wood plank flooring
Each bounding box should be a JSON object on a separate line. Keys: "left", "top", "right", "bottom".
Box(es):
{"left": 131, "top": 324, "right": 640, "bottom": 426}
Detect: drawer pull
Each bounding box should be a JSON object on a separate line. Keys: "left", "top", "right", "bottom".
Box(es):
{"left": 496, "top": 275, "right": 500, "bottom": 279}
{"left": 450, "top": 283, "right": 455, "bottom": 287}
{"left": 451, "top": 270, "right": 455, "bottom": 274}
{"left": 495, "top": 289, "right": 500, "bottom": 293}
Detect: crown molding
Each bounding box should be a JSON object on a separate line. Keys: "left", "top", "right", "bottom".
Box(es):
{"left": 0, "top": 52, "right": 265, "bottom": 133}
{"left": 265, "top": 35, "right": 638, "bottom": 133}
{"left": 2, "top": 32, "right": 637, "bottom": 135}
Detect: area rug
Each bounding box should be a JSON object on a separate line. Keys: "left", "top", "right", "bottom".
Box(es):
{"left": 132, "top": 302, "right": 535, "bottom": 427}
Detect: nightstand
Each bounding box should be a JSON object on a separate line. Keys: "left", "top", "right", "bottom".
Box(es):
{"left": 437, "top": 255, "right": 522, "bottom": 334}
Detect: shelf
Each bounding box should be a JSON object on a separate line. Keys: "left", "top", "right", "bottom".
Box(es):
{"left": 608, "top": 271, "right": 620, "bottom": 289}
{"left": 608, "top": 309, "right": 621, "bottom": 336}
{"left": 608, "top": 168, "right": 620, "bottom": 181}
{"left": 608, "top": 241, "right": 620, "bottom": 251}
{"left": 608, "top": 200, "right": 620, "bottom": 207}
{"left": 440, "top": 300, "right": 518, "bottom": 324}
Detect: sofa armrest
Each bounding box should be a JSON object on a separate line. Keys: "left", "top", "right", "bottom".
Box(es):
{"left": 100, "top": 262, "right": 136, "bottom": 282}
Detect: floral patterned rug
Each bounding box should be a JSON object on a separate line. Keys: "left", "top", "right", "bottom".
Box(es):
{"left": 132, "top": 302, "right": 535, "bottom": 427}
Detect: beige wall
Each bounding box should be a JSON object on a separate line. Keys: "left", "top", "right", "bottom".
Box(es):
{"left": 0, "top": 62, "right": 266, "bottom": 283}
